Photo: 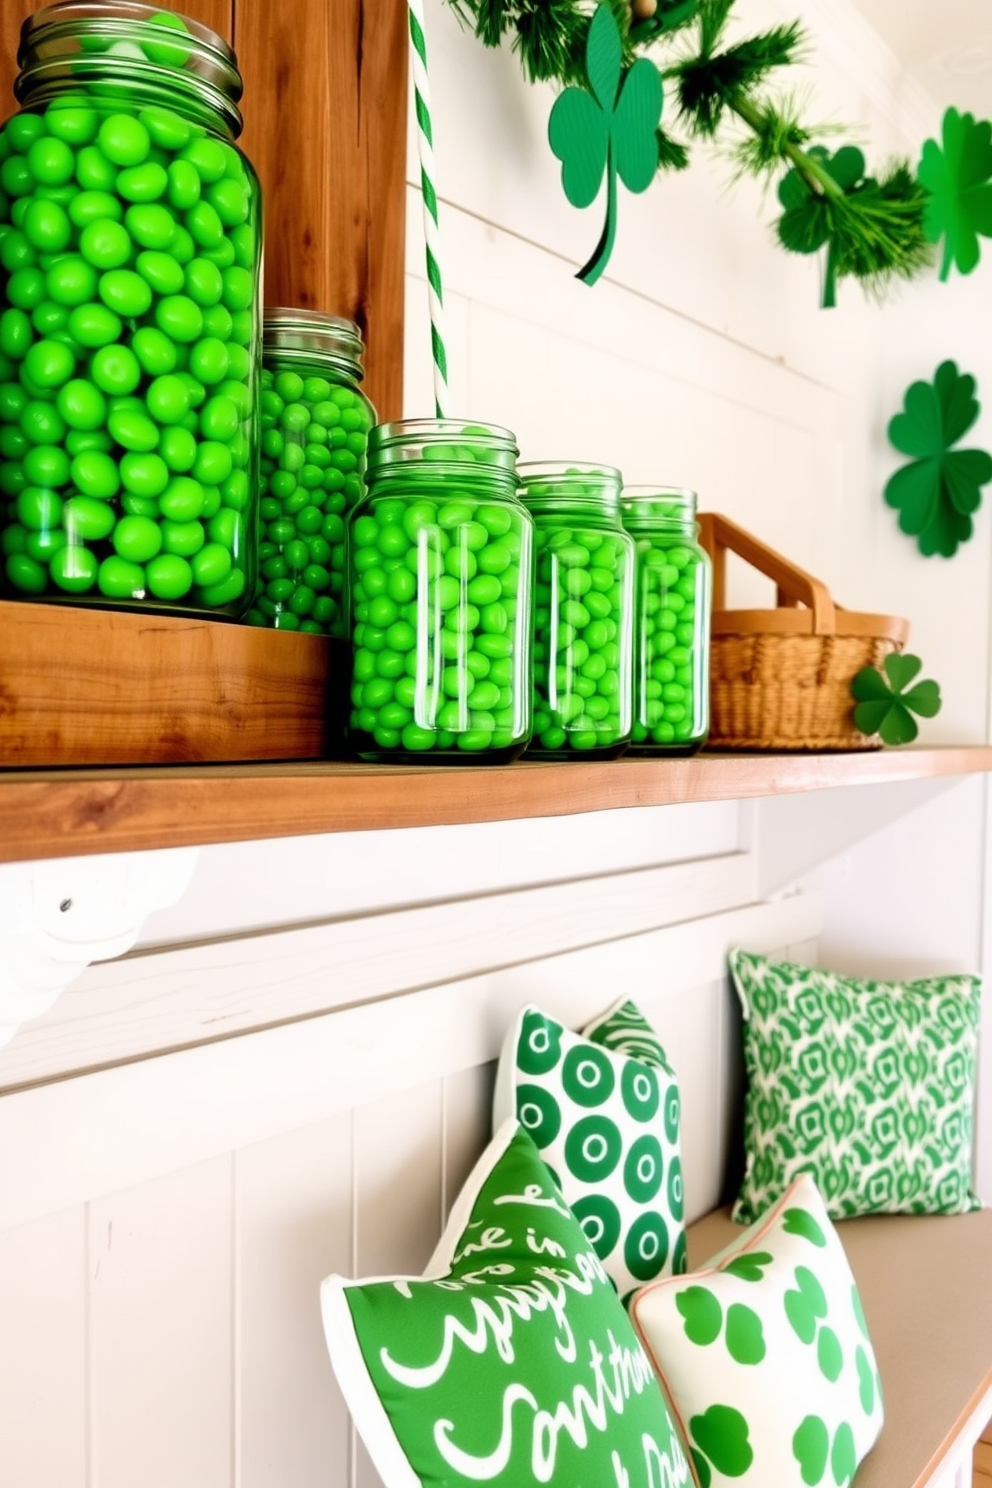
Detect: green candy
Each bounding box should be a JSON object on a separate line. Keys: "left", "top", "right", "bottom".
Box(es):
{"left": 0, "top": 93, "right": 259, "bottom": 615}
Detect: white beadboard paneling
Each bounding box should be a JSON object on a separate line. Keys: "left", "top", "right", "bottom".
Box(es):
{"left": 1, "top": 850, "right": 755, "bottom": 1090}
{"left": 90, "top": 1156, "right": 232, "bottom": 1488}
{"left": 639, "top": 977, "right": 728, "bottom": 1226}
{"left": 0, "top": 1206, "right": 87, "bottom": 1488}
{"left": 441, "top": 1063, "right": 495, "bottom": 1222}
{"left": 237, "top": 1113, "right": 353, "bottom": 1488}
{"left": 0, "top": 893, "right": 821, "bottom": 1232}
{"left": 352, "top": 1086, "right": 444, "bottom": 1488}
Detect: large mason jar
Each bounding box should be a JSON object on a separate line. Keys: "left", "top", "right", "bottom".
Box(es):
{"left": 620, "top": 485, "right": 711, "bottom": 754}
{"left": 247, "top": 310, "right": 375, "bottom": 636}
{"left": 0, "top": 1, "right": 261, "bottom": 616}
{"left": 518, "top": 462, "right": 634, "bottom": 760}
{"left": 345, "top": 419, "right": 533, "bottom": 764}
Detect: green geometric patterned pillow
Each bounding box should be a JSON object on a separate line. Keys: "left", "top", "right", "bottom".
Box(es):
{"left": 320, "top": 1120, "right": 691, "bottom": 1488}
{"left": 730, "top": 948, "right": 982, "bottom": 1224}
{"left": 630, "top": 1172, "right": 885, "bottom": 1488}
{"left": 493, "top": 1001, "right": 686, "bottom": 1298}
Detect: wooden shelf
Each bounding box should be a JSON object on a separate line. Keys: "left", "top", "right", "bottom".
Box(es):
{"left": 2, "top": 746, "right": 991, "bottom": 864}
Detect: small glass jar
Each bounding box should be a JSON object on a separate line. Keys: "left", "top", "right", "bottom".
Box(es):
{"left": 246, "top": 310, "right": 375, "bottom": 636}
{"left": 345, "top": 419, "right": 533, "bottom": 764}
{"left": 518, "top": 462, "right": 634, "bottom": 760}
{"left": 620, "top": 485, "right": 711, "bottom": 754}
{"left": 0, "top": 2, "right": 262, "bottom": 617}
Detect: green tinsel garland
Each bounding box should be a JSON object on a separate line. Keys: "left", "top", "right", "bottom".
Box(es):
{"left": 445, "top": 0, "right": 932, "bottom": 303}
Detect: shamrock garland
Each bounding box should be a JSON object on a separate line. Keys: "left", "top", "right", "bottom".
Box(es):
{"left": 445, "top": 0, "right": 931, "bottom": 300}
{"left": 884, "top": 360, "right": 992, "bottom": 558}
{"left": 918, "top": 108, "right": 992, "bottom": 281}
{"left": 549, "top": 4, "right": 662, "bottom": 283}
{"left": 851, "top": 654, "right": 941, "bottom": 746}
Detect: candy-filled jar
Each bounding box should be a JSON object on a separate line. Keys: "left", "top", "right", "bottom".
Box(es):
{"left": 518, "top": 462, "right": 634, "bottom": 759}
{"left": 620, "top": 485, "right": 711, "bottom": 754}
{"left": 0, "top": 2, "right": 261, "bottom": 616}
{"left": 246, "top": 310, "right": 374, "bottom": 635}
{"left": 345, "top": 420, "right": 533, "bottom": 763}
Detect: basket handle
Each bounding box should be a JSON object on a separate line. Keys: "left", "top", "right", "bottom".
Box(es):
{"left": 698, "top": 512, "right": 837, "bottom": 636}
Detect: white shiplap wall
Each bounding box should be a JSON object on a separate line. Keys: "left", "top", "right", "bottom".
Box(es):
{"left": 2, "top": 0, "right": 990, "bottom": 1483}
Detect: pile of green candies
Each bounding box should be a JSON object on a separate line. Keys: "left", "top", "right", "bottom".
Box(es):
{"left": 530, "top": 523, "right": 633, "bottom": 755}
{"left": 348, "top": 466, "right": 530, "bottom": 758}
{"left": 630, "top": 532, "right": 707, "bottom": 748}
{"left": 0, "top": 88, "right": 258, "bottom": 610}
{"left": 246, "top": 365, "right": 373, "bottom": 635}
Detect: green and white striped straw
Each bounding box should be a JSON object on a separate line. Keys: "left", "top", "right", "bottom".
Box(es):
{"left": 407, "top": 0, "right": 451, "bottom": 419}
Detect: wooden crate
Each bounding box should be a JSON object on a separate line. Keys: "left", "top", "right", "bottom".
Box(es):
{"left": 0, "top": 600, "right": 341, "bottom": 765}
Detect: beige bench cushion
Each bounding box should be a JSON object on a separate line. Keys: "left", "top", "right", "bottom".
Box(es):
{"left": 687, "top": 1205, "right": 992, "bottom": 1488}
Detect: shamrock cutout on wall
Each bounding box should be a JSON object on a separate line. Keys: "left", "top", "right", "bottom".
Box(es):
{"left": 548, "top": 2, "right": 663, "bottom": 285}
{"left": 884, "top": 360, "right": 992, "bottom": 557}
{"left": 851, "top": 654, "right": 942, "bottom": 746}
{"left": 917, "top": 108, "right": 992, "bottom": 280}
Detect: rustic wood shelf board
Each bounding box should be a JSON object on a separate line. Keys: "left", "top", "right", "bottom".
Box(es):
{"left": 2, "top": 746, "right": 990, "bottom": 863}
{"left": 0, "top": 600, "right": 339, "bottom": 766}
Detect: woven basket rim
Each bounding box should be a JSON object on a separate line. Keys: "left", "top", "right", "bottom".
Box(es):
{"left": 711, "top": 608, "right": 909, "bottom": 642}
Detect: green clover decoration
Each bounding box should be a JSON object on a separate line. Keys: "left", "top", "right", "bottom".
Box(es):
{"left": 884, "top": 360, "right": 992, "bottom": 558}
{"left": 777, "top": 145, "right": 867, "bottom": 309}
{"left": 851, "top": 654, "right": 942, "bottom": 746}
{"left": 917, "top": 108, "right": 992, "bottom": 281}
{"left": 548, "top": 2, "right": 663, "bottom": 286}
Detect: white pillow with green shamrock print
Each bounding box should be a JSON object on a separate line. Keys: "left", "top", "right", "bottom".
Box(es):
{"left": 321, "top": 1120, "right": 691, "bottom": 1488}
{"left": 492, "top": 999, "right": 685, "bottom": 1299}
{"left": 730, "top": 948, "right": 982, "bottom": 1223}
{"left": 630, "top": 1172, "right": 884, "bottom": 1488}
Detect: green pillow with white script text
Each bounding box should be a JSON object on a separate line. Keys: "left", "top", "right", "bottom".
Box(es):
{"left": 320, "top": 1121, "right": 690, "bottom": 1488}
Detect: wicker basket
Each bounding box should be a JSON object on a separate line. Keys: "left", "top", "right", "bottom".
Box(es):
{"left": 698, "top": 513, "right": 910, "bottom": 751}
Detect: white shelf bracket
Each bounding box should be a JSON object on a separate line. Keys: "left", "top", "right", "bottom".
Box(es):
{"left": 0, "top": 847, "right": 199, "bottom": 1047}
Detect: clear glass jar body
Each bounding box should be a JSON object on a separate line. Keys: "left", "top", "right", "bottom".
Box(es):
{"left": 519, "top": 463, "right": 634, "bottom": 760}
{"left": 345, "top": 420, "right": 533, "bottom": 764}
{"left": 620, "top": 486, "right": 711, "bottom": 754}
{"left": 247, "top": 312, "right": 375, "bottom": 636}
{"left": 0, "top": 2, "right": 261, "bottom": 617}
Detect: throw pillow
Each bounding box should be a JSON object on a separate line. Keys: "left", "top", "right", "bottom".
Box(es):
{"left": 321, "top": 1120, "right": 691, "bottom": 1488}
{"left": 630, "top": 1172, "right": 884, "bottom": 1488}
{"left": 730, "top": 948, "right": 982, "bottom": 1223}
{"left": 493, "top": 1001, "right": 686, "bottom": 1297}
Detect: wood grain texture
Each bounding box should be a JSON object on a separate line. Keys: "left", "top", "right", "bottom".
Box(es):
{"left": 235, "top": 0, "right": 407, "bottom": 420}
{"left": 2, "top": 746, "right": 992, "bottom": 864}
{"left": 0, "top": 600, "right": 337, "bottom": 765}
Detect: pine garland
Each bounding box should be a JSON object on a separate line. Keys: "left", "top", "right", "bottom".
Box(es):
{"left": 444, "top": 0, "right": 932, "bottom": 303}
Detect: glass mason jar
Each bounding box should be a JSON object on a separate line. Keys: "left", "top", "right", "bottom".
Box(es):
{"left": 620, "top": 485, "right": 711, "bottom": 754}
{"left": 246, "top": 310, "right": 375, "bottom": 636}
{"left": 519, "top": 462, "right": 634, "bottom": 760}
{"left": 345, "top": 419, "right": 533, "bottom": 764}
{"left": 0, "top": 2, "right": 261, "bottom": 617}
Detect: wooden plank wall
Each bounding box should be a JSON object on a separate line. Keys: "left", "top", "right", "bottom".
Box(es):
{"left": 0, "top": 0, "right": 406, "bottom": 420}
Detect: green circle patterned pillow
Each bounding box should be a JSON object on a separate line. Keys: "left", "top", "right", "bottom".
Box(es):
{"left": 321, "top": 1121, "right": 691, "bottom": 1488}
{"left": 630, "top": 1172, "right": 884, "bottom": 1488}
{"left": 493, "top": 999, "right": 686, "bottom": 1299}
{"left": 730, "top": 949, "right": 982, "bottom": 1223}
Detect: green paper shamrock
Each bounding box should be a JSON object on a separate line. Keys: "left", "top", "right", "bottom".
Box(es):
{"left": 884, "top": 360, "right": 992, "bottom": 558}
{"left": 917, "top": 107, "right": 992, "bottom": 280}
{"left": 548, "top": 2, "right": 663, "bottom": 286}
{"left": 778, "top": 145, "right": 865, "bottom": 308}
{"left": 851, "top": 654, "right": 942, "bottom": 746}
